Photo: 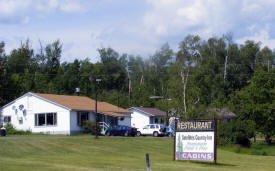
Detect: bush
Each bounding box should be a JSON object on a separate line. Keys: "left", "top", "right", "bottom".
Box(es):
{"left": 82, "top": 120, "right": 101, "bottom": 135}
{"left": 218, "top": 120, "right": 255, "bottom": 147}
{"left": 4, "top": 123, "right": 31, "bottom": 135}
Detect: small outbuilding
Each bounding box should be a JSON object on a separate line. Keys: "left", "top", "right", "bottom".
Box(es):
{"left": 198, "top": 108, "right": 236, "bottom": 122}
{"left": 209, "top": 108, "right": 236, "bottom": 122}
{"left": 128, "top": 107, "right": 167, "bottom": 130}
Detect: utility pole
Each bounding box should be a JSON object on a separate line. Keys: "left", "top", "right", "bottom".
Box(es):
{"left": 89, "top": 77, "right": 101, "bottom": 139}
{"left": 126, "top": 65, "right": 132, "bottom": 106}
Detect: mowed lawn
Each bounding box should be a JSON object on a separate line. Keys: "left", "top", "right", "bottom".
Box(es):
{"left": 0, "top": 135, "right": 275, "bottom": 171}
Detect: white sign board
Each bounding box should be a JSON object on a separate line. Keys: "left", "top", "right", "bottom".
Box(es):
{"left": 175, "top": 132, "right": 215, "bottom": 161}
{"left": 174, "top": 120, "right": 217, "bottom": 162}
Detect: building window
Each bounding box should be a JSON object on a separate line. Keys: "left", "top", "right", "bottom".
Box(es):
{"left": 77, "top": 112, "right": 89, "bottom": 126}
{"left": 46, "top": 113, "right": 56, "bottom": 125}
{"left": 155, "top": 118, "right": 159, "bottom": 124}
{"left": 35, "top": 113, "right": 57, "bottom": 126}
{"left": 150, "top": 117, "right": 153, "bottom": 124}
{"left": 4, "top": 116, "right": 11, "bottom": 123}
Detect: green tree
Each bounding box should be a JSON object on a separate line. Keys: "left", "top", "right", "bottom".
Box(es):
{"left": 7, "top": 40, "right": 34, "bottom": 74}
{"left": 150, "top": 43, "right": 173, "bottom": 97}
{"left": 0, "top": 41, "right": 9, "bottom": 106}
{"left": 175, "top": 35, "right": 201, "bottom": 115}
{"left": 97, "top": 48, "right": 127, "bottom": 90}
{"left": 231, "top": 68, "right": 275, "bottom": 144}
{"left": 45, "top": 40, "right": 62, "bottom": 78}
{"left": 5, "top": 40, "right": 35, "bottom": 100}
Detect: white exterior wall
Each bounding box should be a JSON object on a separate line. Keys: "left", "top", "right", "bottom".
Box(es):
{"left": 70, "top": 111, "right": 95, "bottom": 134}
{"left": 1, "top": 93, "right": 71, "bottom": 135}
{"left": 118, "top": 116, "right": 131, "bottom": 126}
{"left": 130, "top": 111, "right": 150, "bottom": 130}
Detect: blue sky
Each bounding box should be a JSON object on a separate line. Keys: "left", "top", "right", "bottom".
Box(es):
{"left": 1, "top": 0, "right": 275, "bottom": 62}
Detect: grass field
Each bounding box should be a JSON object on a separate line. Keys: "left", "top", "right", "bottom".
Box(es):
{"left": 0, "top": 135, "right": 275, "bottom": 171}
{"left": 221, "top": 142, "right": 275, "bottom": 156}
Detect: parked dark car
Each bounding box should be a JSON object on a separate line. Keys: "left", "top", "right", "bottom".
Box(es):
{"left": 1, "top": 127, "right": 6, "bottom": 136}
{"left": 105, "top": 125, "right": 137, "bottom": 137}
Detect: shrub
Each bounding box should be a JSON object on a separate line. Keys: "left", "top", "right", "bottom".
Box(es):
{"left": 218, "top": 120, "right": 255, "bottom": 147}
{"left": 4, "top": 123, "right": 31, "bottom": 135}
{"left": 82, "top": 120, "right": 101, "bottom": 135}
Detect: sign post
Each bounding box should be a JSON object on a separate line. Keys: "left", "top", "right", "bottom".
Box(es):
{"left": 146, "top": 153, "right": 151, "bottom": 171}
{"left": 174, "top": 119, "right": 217, "bottom": 163}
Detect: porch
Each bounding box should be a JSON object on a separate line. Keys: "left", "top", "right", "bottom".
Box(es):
{"left": 97, "top": 114, "right": 118, "bottom": 126}
{"left": 97, "top": 113, "right": 130, "bottom": 134}
{"left": 149, "top": 116, "right": 165, "bottom": 125}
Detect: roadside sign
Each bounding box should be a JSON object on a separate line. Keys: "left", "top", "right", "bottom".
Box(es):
{"left": 174, "top": 119, "right": 217, "bottom": 163}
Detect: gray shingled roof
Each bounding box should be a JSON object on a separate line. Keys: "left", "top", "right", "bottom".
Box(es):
{"left": 207, "top": 108, "right": 236, "bottom": 119}
{"left": 130, "top": 107, "right": 167, "bottom": 116}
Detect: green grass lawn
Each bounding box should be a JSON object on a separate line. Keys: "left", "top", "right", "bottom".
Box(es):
{"left": 1, "top": 135, "right": 275, "bottom": 171}
{"left": 221, "top": 142, "right": 275, "bottom": 156}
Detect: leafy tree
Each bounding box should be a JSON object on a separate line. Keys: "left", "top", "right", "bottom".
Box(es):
{"left": 97, "top": 48, "right": 127, "bottom": 90}
{"left": 218, "top": 119, "right": 255, "bottom": 147}
{"left": 0, "top": 41, "right": 8, "bottom": 106}
{"left": 7, "top": 39, "right": 34, "bottom": 74}
{"left": 62, "top": 60, "right": 81, "bottom": 94}
{"left": 257, "top": 47, "right": 273, "bottom": 71}
{"left": 175, "top": 35, "right": 201, "bottom": 114}
{"left": 79, "top": 59, "right": 94, "bottom": 96}
{"left": 150, "top": 43, "right": 173, "bottom": 97}
{"left": 5, "top": 40, "right": 35, "bottom": 100}
{"left": 231, "top": 68, "right": 275, "bottom": 144}
{"left": 45, "top": 40, "right": 62, "bottom": 78}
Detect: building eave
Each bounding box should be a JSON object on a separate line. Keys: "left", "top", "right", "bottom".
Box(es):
{"left": 128, "top": 107, "right": 154, "bottom": 116}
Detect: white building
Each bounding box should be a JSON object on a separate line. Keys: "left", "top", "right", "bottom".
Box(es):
{"left": 128, "top": 107, "right": 167, "bottom": 130}
{"left": 0, "top": 92, "right": 130, "bottom": 135}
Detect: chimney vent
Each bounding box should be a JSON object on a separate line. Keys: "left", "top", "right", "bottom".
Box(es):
{"left": 76, "top": 88, "right": 80, "bottom": 96}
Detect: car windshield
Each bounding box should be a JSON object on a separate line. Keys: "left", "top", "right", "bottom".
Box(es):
{"left": 143, "top": 125, "right": 149, "bottom": 129}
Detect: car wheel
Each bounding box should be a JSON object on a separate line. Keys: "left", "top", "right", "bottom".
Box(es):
{"left": 124, "top": 132, "right": 129, "bottom": 137}
{"left": 153, "top": 131, "right": 158, "bottom": 137}
{"left": 105, "top": 131, "right": 110, "bottom": 136}
{"left": 136, "top": 131, "right": 141, "bottom": 137}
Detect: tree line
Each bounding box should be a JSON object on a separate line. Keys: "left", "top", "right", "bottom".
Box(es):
{"left": 0, "top": 33, "right": 274, "bottom": 144}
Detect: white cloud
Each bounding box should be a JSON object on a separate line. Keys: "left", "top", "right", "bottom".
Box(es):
{"left": 60, "top": 1, "right": 84, "bottom": 13}
{"left": 21, "top": 16, "right": 30, "bottom": 24}
{"left": 236, "top": 29, "right": 275, "bottom": 50}
{"left": 127, "top": 0, "right": 275, "bottom": 57}
{"left": 143, "top": 0, "right": 275, "bottom": 49}
{"left": 0, "top": 0, "right": 31, "bottom": 16}
{"left": 241, "top": 3, "right": 261, "bottom": 15}
{"left": 144, "top": 0, "right": 232, "bottom": 37}
{"left": 2, "top": 28, "right": 98, "bottom": 62}
{"left": 0, "top": 0, "right": 88, "bottom": 24}
{"left": 37, "top": 29, "right": 102, "bottom": 62}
